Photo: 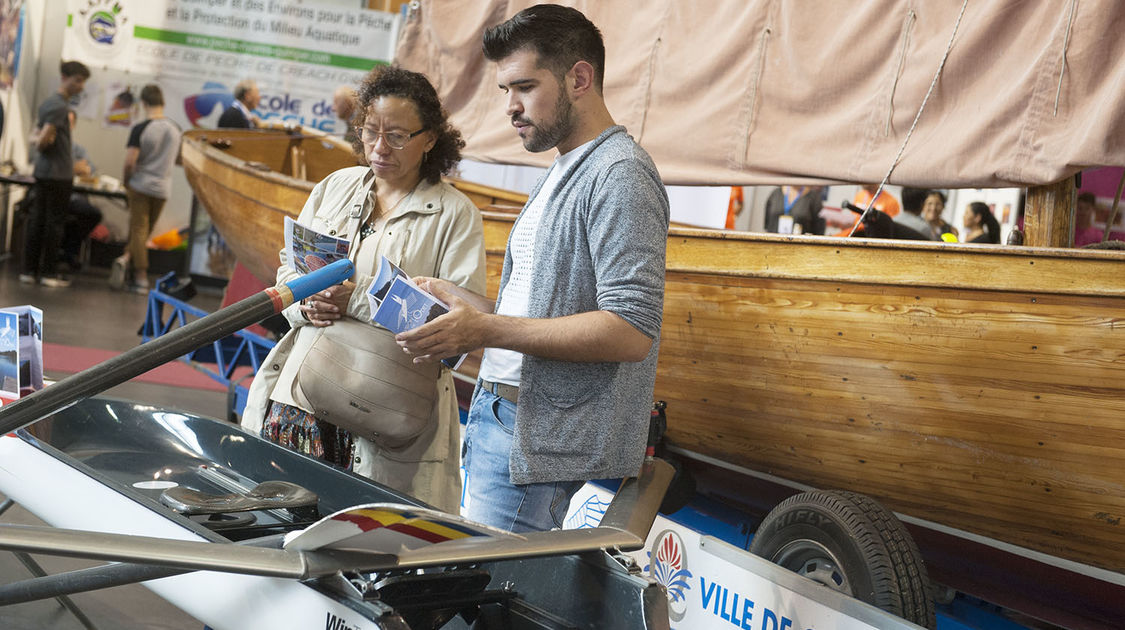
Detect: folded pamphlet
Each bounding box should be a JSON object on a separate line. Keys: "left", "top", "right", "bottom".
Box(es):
{"left": 0, "top": 309, "right": 19, "bottom": 400}
{"left": 283, "top": 216, "right": 351, "bottom": 275}
{"left": 369, "top": 258, "right": 466, "bottom": 370}
{"left": 366, "top": 254, "right": 409, "bottom": 311}
{"left": 0, "top": 305, "right": 43, "bottom": 401}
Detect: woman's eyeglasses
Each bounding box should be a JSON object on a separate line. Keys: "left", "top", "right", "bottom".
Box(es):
{"left": 359, "top": 127, "right": 426, "bottom": 150}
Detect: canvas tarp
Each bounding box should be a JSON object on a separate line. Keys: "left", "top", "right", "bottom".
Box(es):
{"left": 395, "top": 0, "right": 1125, "bottom": 188}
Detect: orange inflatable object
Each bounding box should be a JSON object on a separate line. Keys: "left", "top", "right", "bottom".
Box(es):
{"left": 149, "top": 229, "right": 185, "bottom": 250}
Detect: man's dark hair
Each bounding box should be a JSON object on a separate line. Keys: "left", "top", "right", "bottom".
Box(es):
{"left": 900, "top": 187, "right": 928, "bottom": 215}
{"left": 1077, "top": 191, "right": 1096, "bottom": 205}
{"left": 353, "top": 65, "right": 465, "bottom": 184}
{"left": 483, "top": 4, "right": 605, "bottom": 91}
{"left": 60, "top": 60, "right": 90, "bottom": 79}
{"left": 140, "top": 84, "right": 164, "bottom": 107}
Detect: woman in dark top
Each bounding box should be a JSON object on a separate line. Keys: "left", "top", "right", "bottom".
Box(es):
{"left": 963, "top": 201, "right": 1001, "bottom": 244}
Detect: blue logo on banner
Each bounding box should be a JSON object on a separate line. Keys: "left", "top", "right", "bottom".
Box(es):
{"left": 184, "top": 82, "right": 235, "bottom": 128}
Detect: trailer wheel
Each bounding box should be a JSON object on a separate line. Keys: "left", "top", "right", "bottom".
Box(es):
{"left": 749, "top": 490, "right": 936, "bottom": 629}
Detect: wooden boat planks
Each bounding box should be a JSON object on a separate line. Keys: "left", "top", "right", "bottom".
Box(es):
{"left": 656, "top": 230, "right": 1125, "bottom": 574}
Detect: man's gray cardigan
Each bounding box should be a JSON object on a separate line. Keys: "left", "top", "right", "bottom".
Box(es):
{"left": 497, "top": 125, "right": 670, "bottom": 485}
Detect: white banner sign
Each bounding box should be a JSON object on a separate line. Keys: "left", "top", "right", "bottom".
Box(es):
{"left": 62, "top": 0, "right": 397, "bottom": 133}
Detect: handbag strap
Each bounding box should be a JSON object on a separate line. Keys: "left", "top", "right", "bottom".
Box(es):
{"left": 344, "top": 177, "right": 376, "bottom": 263}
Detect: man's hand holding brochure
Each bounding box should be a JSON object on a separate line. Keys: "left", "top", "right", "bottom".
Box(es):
{"left": 368, "top": 255, "right": 467, "bottom": 370}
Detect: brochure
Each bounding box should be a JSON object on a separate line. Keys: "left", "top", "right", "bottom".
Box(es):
{"left": 0, "top": 305, "right": 42, "bottom": 401}
{"left": 366, "top": 254, "right": 409, "bottom": 311}
{"left": 370, "top": 270, "right": 466, "bottom": 370}
{"left": 283, "top": 216, "right": 351, "bottom": 275}
{"left": 0, "top": 310, "right": 19, "bottom": 400}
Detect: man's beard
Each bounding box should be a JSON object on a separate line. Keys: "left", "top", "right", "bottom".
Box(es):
{"left": 520, "top": 89, "right": 575, "bottom": 153}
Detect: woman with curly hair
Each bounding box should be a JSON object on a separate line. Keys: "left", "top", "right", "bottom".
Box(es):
{"left": 242, "top": 66, "right": 485, "bottom": 512}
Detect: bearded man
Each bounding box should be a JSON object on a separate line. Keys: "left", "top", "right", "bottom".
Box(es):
{"left": 397, "top": 4, "right": 669, "bottom": 532}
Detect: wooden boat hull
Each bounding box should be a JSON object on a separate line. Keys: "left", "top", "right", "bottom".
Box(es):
{"left": 667, "top": 231, "right": 1125, "bottom": 574}
{"left": 180, "top": 128, "right": 1125, "bottom": 577}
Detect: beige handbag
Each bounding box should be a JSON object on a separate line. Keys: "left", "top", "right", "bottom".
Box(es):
{"left": 297, "top": 319, "right": 439, "bottom": 447}
{"left": 294, "top": 186, "right": 440, "bottom": 447}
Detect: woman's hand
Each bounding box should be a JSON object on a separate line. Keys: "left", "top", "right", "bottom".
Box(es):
{"left": 300, "top": 281, "right": 355, "bottom": 327}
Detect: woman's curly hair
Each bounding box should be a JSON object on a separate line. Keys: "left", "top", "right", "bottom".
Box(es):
{"left": 351, "top": 65, "right": 464, "bottom": 184}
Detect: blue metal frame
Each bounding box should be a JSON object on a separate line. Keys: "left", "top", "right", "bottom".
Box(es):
{"left": 140, "top": 274, "right": 275, "bottom": 415}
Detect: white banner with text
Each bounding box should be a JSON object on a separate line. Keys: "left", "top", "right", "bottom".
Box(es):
{"left": 62, "top": 0, "right": 397, "bottom": 133}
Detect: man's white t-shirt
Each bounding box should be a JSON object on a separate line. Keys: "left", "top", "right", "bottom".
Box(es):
{"left": 477, "top": 141, "right": 593, "bottom": 386}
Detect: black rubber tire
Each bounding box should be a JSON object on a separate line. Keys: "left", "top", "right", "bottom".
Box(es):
{"left": 749, "top": 490, "right": 936, "bottom": 629}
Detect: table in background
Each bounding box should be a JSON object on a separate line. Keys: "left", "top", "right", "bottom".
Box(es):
{"left": 0, "top": 173, "right": 128, "bottom": 260}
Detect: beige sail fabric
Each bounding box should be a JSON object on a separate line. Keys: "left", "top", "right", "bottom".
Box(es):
{"left": 396, "top": 0, "right": 1125, "bottom": 187}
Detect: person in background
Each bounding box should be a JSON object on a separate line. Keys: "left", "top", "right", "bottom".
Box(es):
{"left": 110, "top": 85, "right": 182, "bottom": 292}
{"left": 830, "top": 184, "right": 901, "bottom": 236}
{"left": 855, "top": 184, "right": 901, "bottom": 218}
{"left": 724, "top": 186, "right": 743, "bottom": 230}
{"left": 892, "top": 187, "right": 933, "bottom": 239}
{"left": 218, "top": 79, "right": 261, "bottom": 129}
{"left": 241, "top": 66, "right": 485, "bottom": 513}
{"left": 21, "top": 60, "right": 89, "bottom": 288}
{"left": 1073, "top": 192, "right": 1105, "bottom": 247}
{"left": 333, "top": 85, "right": 358, "bottom": 144}
{"left": 963, "top": 201, "right": 1001, "bottom": 244}
{"left": 397, "top": 5, "right": 670, "bottom": 533}
{"left": 60, "top": 110, "right": 102, "bottom": 270}
{"left": 25, "top": 109, "right": 103, "bottom": 272}
{"left": 763, "top": 185, "right": 824, "bottom": 235}
{"left": 921, "top": 190, "right": 957, "bottom": 241}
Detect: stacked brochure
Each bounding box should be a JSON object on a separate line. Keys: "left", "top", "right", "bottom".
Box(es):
{"left": 367, "top": 255, "right": 466, "bottom": 370}
{"left": 0, "top": 309, "right": 18, "bottom": 399}
{"left": 283, "top": 216, "right": 351, "bottom": 275}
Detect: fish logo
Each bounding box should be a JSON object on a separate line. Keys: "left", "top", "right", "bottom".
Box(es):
{"left": 645, "top": 530, "right": 693, "bottom": 621}
{"left": 183, "top": 82, "right": 235, "bottom": 128}
{"left": 73, "top": 1, "right": 130, "bottom": 60}
{"left": 87, "top": 9, "right": 119, "bottom": 44}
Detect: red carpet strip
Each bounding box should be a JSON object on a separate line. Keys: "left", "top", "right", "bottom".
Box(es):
{"left": 42, "top": 342, "right": 255, "bottom": 392}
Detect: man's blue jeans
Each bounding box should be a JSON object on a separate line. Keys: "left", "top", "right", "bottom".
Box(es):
{"left": 463, "top": 387, "right": 583, "bottom": 533}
